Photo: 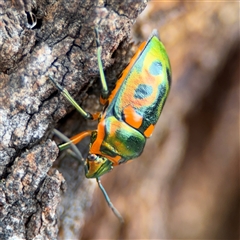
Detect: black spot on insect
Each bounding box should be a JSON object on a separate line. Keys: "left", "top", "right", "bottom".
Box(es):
{"left": 134, "top": 84, "right": 153, "bottom": 99}
{"left": 149, "top": 61, "right": 162, "bottom": 76}
{"left": 167, "top": 68, "right": 171, "bottom": 86}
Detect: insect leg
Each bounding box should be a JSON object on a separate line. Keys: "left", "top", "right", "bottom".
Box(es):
{"left": 96, "top": 177, "right": 124, "bottom": 223}
{"left": 95, "top": 28, "right": 109, "bottom": 104}
{"left": 49, "top": 76, "right": 98, "bottom": 120}
{"left": 58, "top": 130, "right": 92, "bottom": 151}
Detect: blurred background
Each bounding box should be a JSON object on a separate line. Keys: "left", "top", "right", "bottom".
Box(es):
{"left": 80, "top": 1, "right": 239, "bottom": 239}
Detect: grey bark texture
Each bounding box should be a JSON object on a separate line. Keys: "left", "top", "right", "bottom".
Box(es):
{"left": 0, "top": 0, "right": 147, "bottom": 239}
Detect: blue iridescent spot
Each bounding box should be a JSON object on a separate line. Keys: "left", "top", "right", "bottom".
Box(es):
{"left": 134, "top": 84, "right": 153, "bottom": 99}
{"left": 149, "top": 61, "right": 162, "bottom": 76}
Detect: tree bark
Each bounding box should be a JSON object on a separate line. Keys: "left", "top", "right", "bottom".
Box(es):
{"left": 0, "top": 0, "right": 147, "bottom": 239}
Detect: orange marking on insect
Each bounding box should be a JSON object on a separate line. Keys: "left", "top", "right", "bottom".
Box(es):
{"left": 90, "top": 121, "right": 106, "bottom": 152}
{"left": 107, "top": 41, "right": 147, "bottom": 104}
{"left": 89, "top": 120, "right": 122, "bottom": 165}
{"left": 123, "top": 105, "right": 143, "bottom": 129}
{"left": 144, "top": 124, "right": 155, "bottom": 138}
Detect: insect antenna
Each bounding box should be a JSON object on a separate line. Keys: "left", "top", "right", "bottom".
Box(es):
{"left": 96, "top": 177, "right": 124, "bottom": 223}
{"left": 53, "top": 129, "right": 84, "bottom": 162}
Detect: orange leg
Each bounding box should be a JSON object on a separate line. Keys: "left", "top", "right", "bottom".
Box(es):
{"left": 58, "top": 130, "right": 92, "bottom": 150}
{"left": 70, "top": 130, "right": 92, "bottom": 145}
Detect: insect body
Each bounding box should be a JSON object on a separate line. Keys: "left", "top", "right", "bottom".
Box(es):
{"left": 85, "top": 30, "right": 171, "bottom": 178}
{"left": 50, "top": 29, "right": 171, "bottom": 221}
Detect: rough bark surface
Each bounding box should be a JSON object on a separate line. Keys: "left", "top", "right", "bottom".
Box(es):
{"left": 0, "top": 0, "right": 147, "bottom": 239}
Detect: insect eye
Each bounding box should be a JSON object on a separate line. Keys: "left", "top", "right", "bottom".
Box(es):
{"left": 88, "top": 154, "right": 97, "bottom": 161}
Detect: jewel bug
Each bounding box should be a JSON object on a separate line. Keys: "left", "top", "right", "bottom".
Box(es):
{"left": 50, "top": 29, "right": 171, "bottom": 222}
